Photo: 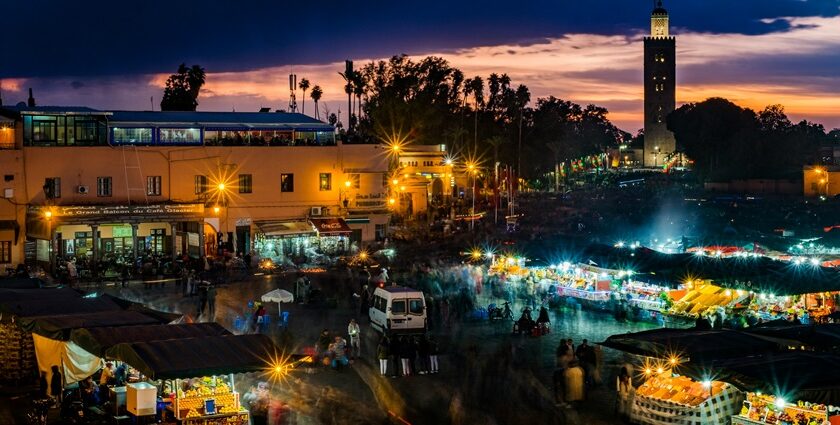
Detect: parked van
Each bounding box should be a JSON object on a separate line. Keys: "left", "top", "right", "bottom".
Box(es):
{"left": 369, "top": 286, "right": 427, "bottom": 335}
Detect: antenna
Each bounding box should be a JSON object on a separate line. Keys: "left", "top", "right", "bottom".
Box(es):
{"left": 288, "top": 74, "right": 297, "bottom": 113}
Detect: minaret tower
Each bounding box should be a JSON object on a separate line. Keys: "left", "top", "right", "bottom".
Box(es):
{"left": 643, "top": 0, "right": 676, "bottom": 167}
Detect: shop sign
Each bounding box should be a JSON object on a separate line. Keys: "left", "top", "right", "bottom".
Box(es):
{"left": 356, "top": 193, "right": 384, "bottom": 199}
{"left": 235, "top": 217, "right": 252, "bottom": 226}
{"left": 112, "top": 225, "right": 132, "bottom": 238}
{"left": 38, "top": 204, "right": 204, "bottom": 218}
{"left": 188, "top": 233, "right": 199, "bottom": 246}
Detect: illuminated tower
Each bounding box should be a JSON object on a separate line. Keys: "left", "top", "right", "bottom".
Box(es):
{"left": 643, "top": 0, "right": 676, "bottom": 167}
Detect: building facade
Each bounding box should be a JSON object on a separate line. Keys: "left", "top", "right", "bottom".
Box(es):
{"left": 0, "top": 106, "right": 390, "bottom": 272}
{"left": 803, "top": 166, "right": 840, "bottom": 198}
{"left": 643, "top": 0, "right": 677, "bottom": 167}
{"left": 391, "top": 144, "right": 454, "bottom": 217}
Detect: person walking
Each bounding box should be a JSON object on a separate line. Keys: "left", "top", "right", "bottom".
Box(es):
{"left": 389, "top": 335, "right": 401, "bottom": 378}
{"left": 316, "top": 329, "right": 331, "bottom": 364}
{"left": 616, "top": 365, "right": 633, "bottom": 421}
{"left": 347, "top": 319, "right": 361, "bottom": 358}
{"left": 428, "top": 336, "right": 439, "bottom": 374}
{"left": 417, "top": 336, "right": 430, "bottom": 375}
{"left": 50, "top": 365, "right": 62, "bottom": 404}
{"left": 398, "top": 337, "right": 411, "bottom": 377}
{"left": 377, "top": 336, "right": 390, "bottom": 376}
{"left": 564, "top": 361, "right": 586, "bottom": 404}
{"left": 207, "top": 284, "right": 217, "bottom": 320}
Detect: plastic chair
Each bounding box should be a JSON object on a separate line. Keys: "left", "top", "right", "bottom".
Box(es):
{"left": 280, "top": 311, "right": 290, "bottom": 328}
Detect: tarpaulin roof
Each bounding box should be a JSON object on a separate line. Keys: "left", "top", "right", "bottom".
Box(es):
{"left": 580, "top": 244, "right": 840, "bottom": 295}
{"left": 105, "top": 334, "right": 280, "bottom": 380}
{"left": 599, "top": 328, "right": 782, "bottom": 362}
{"left": 70, "top": 323, "right": 231, "bottom": 357}
{"left": 18, "top": 310, "right": 172, "bottom": 340}
{"left": 746, "top": 323, "right": 840, "bottom": 351}
{"left": 0, "top": 288, "right": 121, "bottom": 318}
{"left": 680, "top": 352, "right": 840, "bottom": 405}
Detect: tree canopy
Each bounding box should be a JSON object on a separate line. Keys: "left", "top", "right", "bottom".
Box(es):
{"left": 347, "top": 54, "right": 627, "bottom": 181}
{"left": 160, "top": 64, "right": 206, "bottom": 111}
{"left": 668, "top": 98, "right": 831, "bottom": 180}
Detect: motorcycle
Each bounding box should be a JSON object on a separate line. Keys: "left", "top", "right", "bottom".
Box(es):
{"left": 488, "top": 301, "right": 513, "bottom": 320}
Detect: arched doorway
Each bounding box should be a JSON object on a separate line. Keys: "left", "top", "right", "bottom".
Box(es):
{"left": 203, "top": 222, "right": 218, "bottom": 258}
{"left": 431, "top": 178, "right": 444, "bottom": 205}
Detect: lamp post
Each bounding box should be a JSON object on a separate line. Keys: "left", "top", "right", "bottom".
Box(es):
{"left": 653, "top": 146, "right": 660, "bottom": 168}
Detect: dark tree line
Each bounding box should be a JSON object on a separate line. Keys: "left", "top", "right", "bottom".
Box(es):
{"left": 344, "top": 54, "right": 628, "bottom": 181}
{"left": 668, "top": 98, "right": 838, "bottom": 181}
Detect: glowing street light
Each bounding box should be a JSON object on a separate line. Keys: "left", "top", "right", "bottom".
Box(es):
{"left": 344, "top": 180, "right": 352, "bottom": 188}
{"left": 44, "top": 210, "right": 52, "bottom": 219}
{"left": 389, "top": 198, "right": 396, "bottom": 205}
{"left": 391, "top": 178, "right": 399, "bottom": 185}
{"left": 217, "top": 183, "right": 226, "bottom": 191}
{"left": 213, "top": 206, "right": 221, "bottom": 215}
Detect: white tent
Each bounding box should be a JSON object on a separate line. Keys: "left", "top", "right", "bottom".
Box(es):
{"left": 261, "top": 289, "right": 294, "bottom": 304}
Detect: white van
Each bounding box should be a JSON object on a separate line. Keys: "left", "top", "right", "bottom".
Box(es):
{"left": 369, "top": 286, "right": 427, "bottom": 335}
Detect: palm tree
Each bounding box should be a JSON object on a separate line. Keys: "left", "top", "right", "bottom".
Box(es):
{"left": 338, "top": 71, "right": 353, "bottom": 130}
{"left": 310, "top": 85, "right": 323, "bottom": 120}
{"left": 298, "top": 78, "right": 310, "bottom": 115}
{"left": 468, "top": 76, "right": 484, "bottom": 152}
{"left": 351, "top": 71, "right": 365, "bottom": 120}
{"left": 485, "top": 136, "right": 506, "bottom": 170}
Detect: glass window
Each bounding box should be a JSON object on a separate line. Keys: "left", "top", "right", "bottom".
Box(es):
{"left": 409, "top": 299, "right": 424, "bottom": 315}
{"left": 375, "top": 296, "right": 386, "bottom": 312}
{"left": 74, "top": 119, "right": 98, "bottom": 144}
{"left": 44, "top": 177, "right": 61, "bottom": 198}
{"left": 0, "top": 241, "right": 10, "bottom": 263}
{"left": 391, "top": 300, "right": 406, "bottom": 314}
{"left": 113, "top": 128, "right": 153, "bottom": 145}
{"left": 159, "top": 128, "right": 201, "bottom": 144}
{"left": 239, "top": 174, "right": 253, "bottom": 193}
{"left": 147, "top": 176, "right": 162, "bottom": 196}
{"left": 319, "top": 173, "right": 332, "bottom": 191}
{"left": 194, "top": 175, "right": 208, "bottom": 194}
{"left": 32, "top": 116, "right": 57, "bottom": 143}
{"left": 97, "top": 177, "right": 112, "bottom": 197}
{"left": 280, "top": 173, "right": 294, "bottom": 192}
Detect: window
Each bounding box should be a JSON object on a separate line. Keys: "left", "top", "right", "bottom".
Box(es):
{"left": 346, "top": 173, "right": 360, "bottom": 189}
{"left": 32, "top": 117, "right": 58, "bottom": 143}
{"left": 97, "top": 177, "right": 112, "bottom": 197}
{"left": 391, "top": 300, "right": 406, "bottom": 314}
{"left": 74, "top": 119, "right": 98, "bottom": 144}
{"left": 280, "top": 173, "right": 294, "bottom": 192}
{"left": 44, "top": 177, "right": 61, "bottom": 199}
{"left": 159, "top": 128, "right": 201, "bottom": 144}
{"left": 112, "top": 128, "right": 153, "bottom": 145}
{"left": 146, "top": 176, "right": 162, "bottom": 196}
{"left": 0, "top": 241, "right": 10, "bottom": 263}
{"left": 149, "top": 228, "right": 165, "bottom": 253}
{"left": 374, "top": 296, "right": 386, "bottom": 312}
{"left": 319, "top": 173, "right": 332, "bottom": 191}
{"left": 409, "top": 299, "right": 424, "bottom": 315}
{"left": 194, "top": 175, "right": 208, "bottom": 194}
{"left": 655, "top": 53, "right": 666, "bottom": 63}
{"left": 375, "top": 224, "right": 386, "bottom": 241}
{"left": 239, "top": 174, "right": 253, "bottom": 193}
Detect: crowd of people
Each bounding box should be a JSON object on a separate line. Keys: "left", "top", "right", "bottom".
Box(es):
{"left": 375, "top": 334, "right": 439, "bottom": 377}
{"left": 552, "top": 338, "right": 603, "bottom": 408}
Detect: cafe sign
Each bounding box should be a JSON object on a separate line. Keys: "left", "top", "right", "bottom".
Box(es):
{"left": 36, "top": 204, "right": 205, "bottom": 218}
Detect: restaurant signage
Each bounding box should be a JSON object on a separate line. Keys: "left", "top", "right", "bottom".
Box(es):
{"left": 35, "top": 204, "right": 205, "bottom": 218}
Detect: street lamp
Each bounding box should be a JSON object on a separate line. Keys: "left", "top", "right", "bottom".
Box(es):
{"left": 653, "top": 146, "right": 660, "bottom": 167}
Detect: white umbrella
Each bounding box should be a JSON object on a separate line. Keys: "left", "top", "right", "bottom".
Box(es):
{"left": 261, "top": 288, "right": 294, "bottom": 303}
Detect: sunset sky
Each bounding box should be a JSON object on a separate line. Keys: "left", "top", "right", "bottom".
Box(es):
{"left": 2, "top": 0, "right": 839, "bottom": 132}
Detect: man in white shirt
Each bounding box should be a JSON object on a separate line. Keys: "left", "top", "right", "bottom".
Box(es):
{"left": 347, "top": 319, "right": 361, "bottom": 358}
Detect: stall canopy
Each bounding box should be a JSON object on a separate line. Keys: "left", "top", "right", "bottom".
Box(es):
{"left": 70, "top": 323, "right": 231, "bottom": 357}
{"left": 580, "top": 244, "right": 840, "bottom": 295}
{"left": 599, "top": 328, "right": 782, "bottom": 362}
{"left": 255, "top": 220, "right": 317, "bottom": 238}
{"left": 746, "top": 323, "right": 840, "bottom": 351}
{"left": 0, "top": 288, "right": 122, "bottom": 318}
{"left": 106, "top": 334, "right": 280, "bottom": 380}
{"left": 309, "top": 218, "right": 352, "bottom": 236}
{"left": 680, "top": 352, "right": 840, "bottom": 405}
{"left": 18, "top": 310, "right": 174, "bottom": 340}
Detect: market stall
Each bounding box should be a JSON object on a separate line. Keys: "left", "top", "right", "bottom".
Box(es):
{"left": 732, "top": 392, "right": 840, "bottom": 425}
{"left": 632, "top": 375, "right": 743, "bottom": 425}
{"left": 105, "top": 334, "right": 281, "bottom": 424}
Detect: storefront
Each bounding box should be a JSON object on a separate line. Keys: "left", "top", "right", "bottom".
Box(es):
{"left": 253, "top": 220, "right": 317, "bottom": 264}
{"left": 25, "top": 204, "right": 205, "bottom": 274}
{"left": 310, "top": 217, "right": 352, "bottom": 255}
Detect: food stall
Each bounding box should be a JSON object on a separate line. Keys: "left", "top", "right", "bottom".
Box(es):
{"left": 104, "top": 334, "right": 281, "bottom": 424}
{"left": 632, "top": 374, "right": 743, "bottom": 425}
{"left": 731, "top": 392, "right": 840, "bottom": 425}
{"left": 169, "top": 375, "right": 248, "bottom": 424}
